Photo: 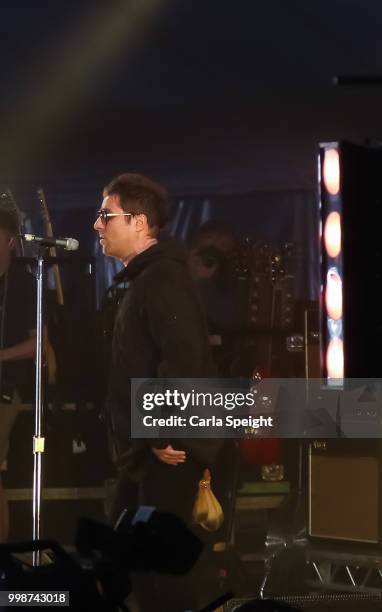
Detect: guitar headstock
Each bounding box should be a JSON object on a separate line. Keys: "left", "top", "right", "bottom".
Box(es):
{"left": 37, "top": 187, "right": 55, "bottom": 238}
{"left": 37, "top": 187, "right": 49, "bottom": 225}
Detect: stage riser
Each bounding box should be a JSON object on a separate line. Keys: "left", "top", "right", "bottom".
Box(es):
{"left": 225, "top": 595, "right": 382, "bottom": 611}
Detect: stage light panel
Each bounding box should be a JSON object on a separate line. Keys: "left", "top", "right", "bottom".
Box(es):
{"left": 325, "top": 267, "right": 343, "bottom": 321}
{"left": 324, "top": 211, "right": 341, "bottom": 258}
{"left": 326, "top": 337, "right": 344, "bottom": 380}
{"left": 323, "top": 148, "right": 340, "bottom": 196}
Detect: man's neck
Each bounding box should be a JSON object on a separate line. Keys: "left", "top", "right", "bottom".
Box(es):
{"left": 122, "top": 237, "right": 158, "bottom": 267}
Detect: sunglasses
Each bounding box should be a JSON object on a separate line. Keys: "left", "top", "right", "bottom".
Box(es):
{"left": 96, "top": 210, "right": 133, "bottom": 224}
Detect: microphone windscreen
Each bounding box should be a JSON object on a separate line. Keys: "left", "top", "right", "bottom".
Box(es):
{"left": 67, "top": 238, "right": 79, "bottom": 251}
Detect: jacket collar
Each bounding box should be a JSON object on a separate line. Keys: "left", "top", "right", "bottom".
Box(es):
{"left": 113, "top": 238, "right": 187, "bottom": 283}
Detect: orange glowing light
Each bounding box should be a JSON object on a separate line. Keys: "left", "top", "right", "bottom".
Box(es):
{"left": 323, "top": 148, "right": 340, "bottom": 195}
{"left": 326, "top": 338, "right": 344, "bottom": 379}
{"left": 325, "top": 268, "right": 343, "bottom": 320}
{"left": 324, "top": 211, "right": 341, "bottom": 258}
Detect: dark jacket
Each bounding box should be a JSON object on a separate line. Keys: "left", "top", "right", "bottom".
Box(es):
{"left": 107, "top": 239, "right": 221, "bottom": 476}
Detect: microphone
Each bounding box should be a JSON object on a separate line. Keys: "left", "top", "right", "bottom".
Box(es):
{"left": 20, "top": 233, "right": 79, "bottom": 251}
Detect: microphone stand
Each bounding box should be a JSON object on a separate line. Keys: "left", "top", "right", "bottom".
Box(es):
{"left": 32, "top": 246, "right": 47, "bottom": 566}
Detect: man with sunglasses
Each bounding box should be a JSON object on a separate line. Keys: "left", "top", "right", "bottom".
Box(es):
{"left": 94, "top": 173, "right": 222, "bottom": 612}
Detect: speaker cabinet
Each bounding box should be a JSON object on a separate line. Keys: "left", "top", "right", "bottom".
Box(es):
{"left": 309, "top": 440, "right": 382, "bottom": 543}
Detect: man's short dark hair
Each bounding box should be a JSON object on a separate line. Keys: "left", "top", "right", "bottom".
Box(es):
{"left": 103, "top": 173, "right": 169, "bottom": 236}
{"left": 0, "top": 209, "right": 19, "bottom": 237}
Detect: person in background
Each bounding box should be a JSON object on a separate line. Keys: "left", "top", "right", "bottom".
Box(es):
{"left": 188, "top": 220, "right": 239, "bottom": 335}
{"left": 0, "top": 207, "right": 36, "bottom": 542}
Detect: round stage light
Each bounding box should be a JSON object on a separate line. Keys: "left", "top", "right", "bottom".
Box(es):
{"left": 325, "top": 268, "right": 343, "bottom": 320}
{"left": 326, "top": 338, "right": 344, "bottom": 379}
{"left": 323, "top": 148, "right": 340, "bottom": 195}
{"left": 324, "top": 211, "right": 341, "bottom": 258}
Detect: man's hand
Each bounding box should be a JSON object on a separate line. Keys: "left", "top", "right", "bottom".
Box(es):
{"left": 152, "top": 445, "right": 186, "bottom": 466}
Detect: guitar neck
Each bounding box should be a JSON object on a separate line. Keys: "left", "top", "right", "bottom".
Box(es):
{"left": 3, "top": 189, "right": 25, "bottom": 257}
{"left": 37, "top": 189, "right": 64, "bottom": 306}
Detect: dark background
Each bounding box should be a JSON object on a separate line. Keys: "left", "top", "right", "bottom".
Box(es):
{"left": 1, "top": 0, "right": 382, "bottom": 190}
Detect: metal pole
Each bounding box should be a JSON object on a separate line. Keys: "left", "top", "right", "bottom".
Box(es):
{"left": 32, "top": 250, "right": 45, "bottom": 566}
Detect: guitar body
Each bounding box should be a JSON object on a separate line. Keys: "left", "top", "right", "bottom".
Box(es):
{"left": 241, "top": 438, "right": 282, "bottom": 466}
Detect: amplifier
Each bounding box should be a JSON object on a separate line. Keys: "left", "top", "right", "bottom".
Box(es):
{"left": 309, "top": 440, "right": 382, "bottom": 543}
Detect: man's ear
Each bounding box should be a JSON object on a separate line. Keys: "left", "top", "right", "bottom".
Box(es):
{"left": 135, "top": 213, "right": 148, "bottom": 232}
{"left": 8, "top": 237, "right": 15, "bottom": 248}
